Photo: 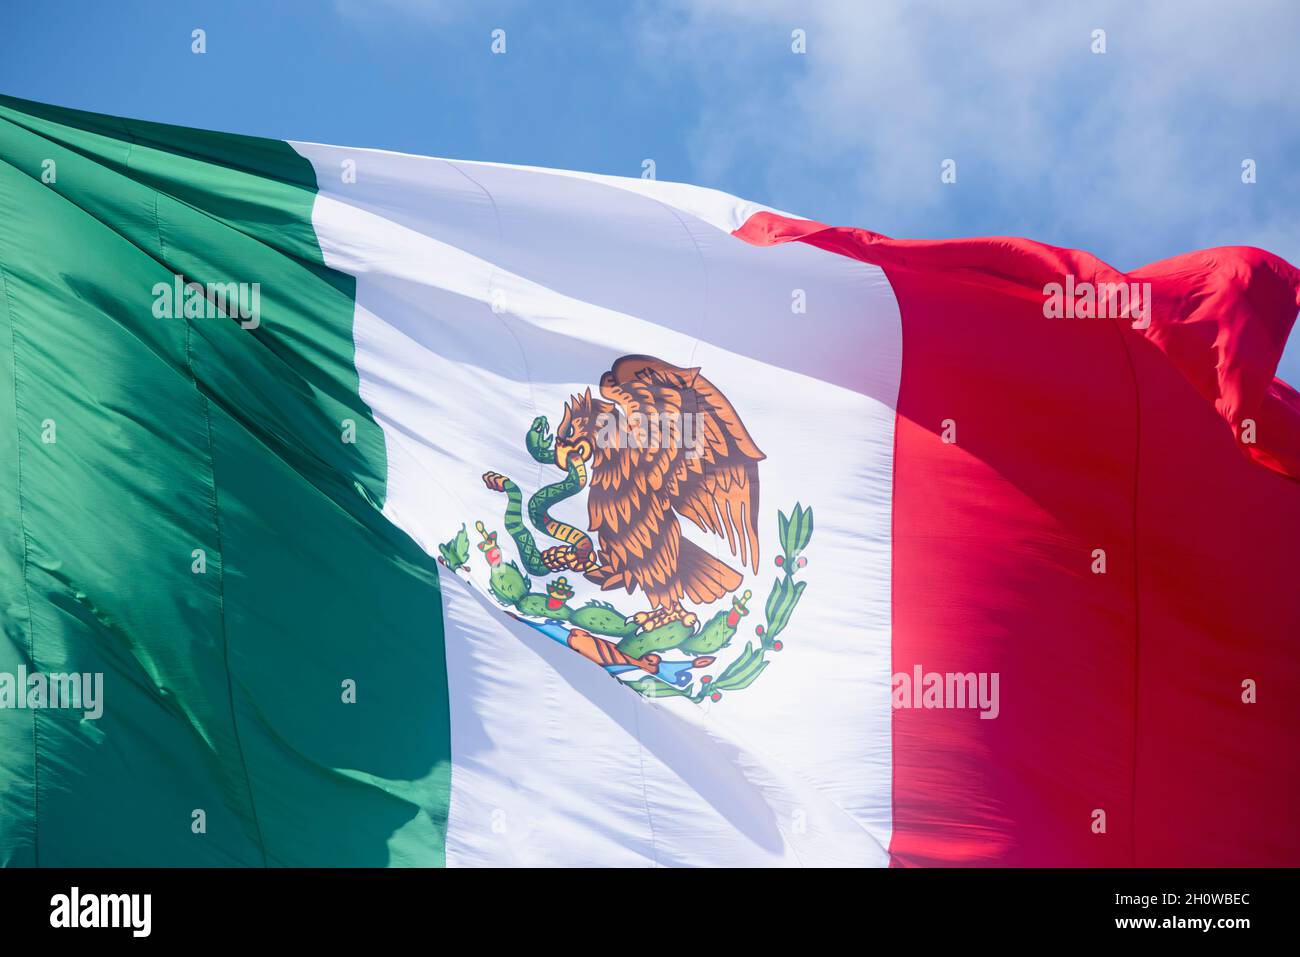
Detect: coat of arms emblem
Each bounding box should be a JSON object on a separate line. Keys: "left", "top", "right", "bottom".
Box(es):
{"left": 439, "top": 355, "right": 813, "bottom": 702}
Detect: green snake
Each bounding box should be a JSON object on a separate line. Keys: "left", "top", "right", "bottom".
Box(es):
{"left": 482, "top": 416, "right": 596, "bottom": 576}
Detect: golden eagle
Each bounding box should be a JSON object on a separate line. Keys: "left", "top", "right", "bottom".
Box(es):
{"left": 554, "top": 356, "right": 765, "bottom": 630}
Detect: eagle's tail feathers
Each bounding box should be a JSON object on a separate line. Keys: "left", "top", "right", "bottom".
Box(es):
{"left": 677, "top": 538, "right": 743, "bottom": 605}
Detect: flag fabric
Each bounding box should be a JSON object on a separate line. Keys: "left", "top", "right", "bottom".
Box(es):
{"left": 1, "top": 94, "right": 1297, "bottom": 867}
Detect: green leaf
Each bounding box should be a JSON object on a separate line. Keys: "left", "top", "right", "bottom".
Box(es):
{"left": 713, "top": 642, "right": 769, "bottom": 691}
{"left": 627, "top": 676, "right": 694, "bottom": 698}
{"left": 777, "top": 502, "right": 814, "bottom": 558}
{"left": 438, "top": 523, "right": 471, "bottom": 567}
{"left": 789, "top": 503, "right": 812, "bottom": 554}
{"left": 767, "top": 578, "right": 807, "bottom": 637}
{"left": 719, "top": 659, "right": 768, "bottom": 691}
{"left": 765, "top": 576, "right": 787, "bottom": 625}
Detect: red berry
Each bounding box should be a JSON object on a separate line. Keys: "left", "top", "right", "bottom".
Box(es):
{"left": 701, "top": 675, "right": 712, "bottom": 683}
{"left": 775, "top": 555, "right": 784, "bottom": 567}
{"left": 755, "top": 625, "right": 765, "bottom": 636}
{"left": 797, "top": 557, "right": 807, "bottom": 568}
{"left": 773, "top": 640, "right": 783, "bottom": 651}
{"left": 711, "top": 693, "right": 722, "bottom": 702}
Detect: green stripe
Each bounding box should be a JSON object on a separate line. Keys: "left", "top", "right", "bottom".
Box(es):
{"left": 0, "top": 95, "right": 450, "bottom": 866}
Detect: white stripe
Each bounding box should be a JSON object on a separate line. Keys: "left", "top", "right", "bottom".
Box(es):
{"left": 293, "top": 142, "right": 900, "bottom": 866}
{"left": 290, "top": 139, "right": 804, "bottom": 235}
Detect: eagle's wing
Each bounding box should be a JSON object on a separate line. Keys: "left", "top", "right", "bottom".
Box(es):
{"left": 599, "top": 355, "right": 765, "bottom": 574}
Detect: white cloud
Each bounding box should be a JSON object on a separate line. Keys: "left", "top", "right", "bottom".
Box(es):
{"left": 635, "top": 0, "right": 1300, "bottom": 269}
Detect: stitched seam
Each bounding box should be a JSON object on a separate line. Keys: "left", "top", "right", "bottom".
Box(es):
{"left": 887, "top": 270, "right": 904, "bottom": 868}
{"left": 1101, "top": 268, "right": 1143, "bottom": 867}
{"left": 630, "top": 701, "right": 660, "bottom": 866}
{"left": 440, "top": 160, "right": 544, "bottom": 494}
{"left": 157, "top": 182, "right": 271, "bottom": 866}
{"left": 200, "top": 392, "right": 269, "bottom": 865}
{"left": 0, "top": 153, "right": 363, "bottom": 533}
{"left": 0, "top": 256, "right": 40, "bottom": 865}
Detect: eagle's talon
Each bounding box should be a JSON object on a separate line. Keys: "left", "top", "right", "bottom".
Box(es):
{"left": 631, "top": 605, "right": 696, "bottom": 632}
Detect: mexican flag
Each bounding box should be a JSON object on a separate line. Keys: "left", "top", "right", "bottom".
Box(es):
{"left": 1, "top": 94, "right": 1297, "bottom": 867}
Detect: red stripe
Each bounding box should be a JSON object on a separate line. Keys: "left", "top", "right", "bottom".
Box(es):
{"left": 737, "top": 213, "right": 1300, "bottom": 865}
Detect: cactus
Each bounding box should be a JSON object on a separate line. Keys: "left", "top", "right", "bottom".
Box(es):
{"left": 571, "top": 601, "right": 638, "bottom": 638}
{"left": 475, "top": 504, "right": 813, "bottom": 705}
{"left": 617, "top": 620, "right": 693, "bottom": 659}
{"left": 679, "top": 609, "right": 735, "bottom": 654}
{"left": 488, "top": 560, "right": 529, "bottom": 605}
{"left": 518, "top": 593, "right": 571, "bottom": 619}
{"left": 680, "top": 589, "right": 751, "bottom": 654}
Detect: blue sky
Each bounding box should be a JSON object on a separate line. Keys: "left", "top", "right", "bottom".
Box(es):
{"left": 4, "top": 0, "right": 1299, "bottom": 379}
